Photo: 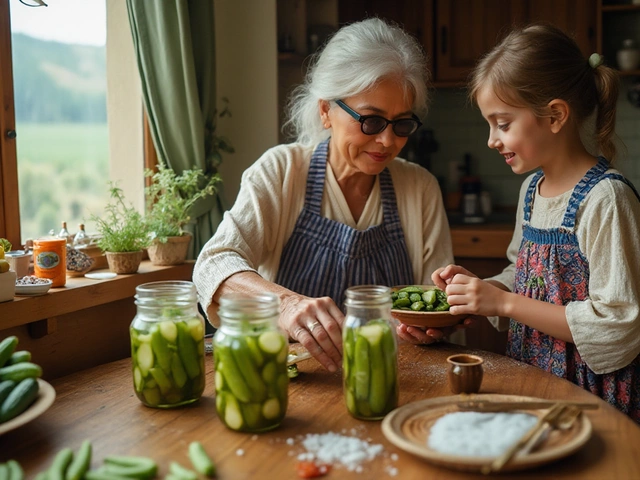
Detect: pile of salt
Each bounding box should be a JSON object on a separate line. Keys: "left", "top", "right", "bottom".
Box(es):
{"left": 428, "top": 411, "right": 538, "bottom": 457}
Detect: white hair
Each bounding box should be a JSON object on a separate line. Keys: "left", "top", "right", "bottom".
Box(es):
{"left": 284, "top": 17, "right": 430, "bottom": 146}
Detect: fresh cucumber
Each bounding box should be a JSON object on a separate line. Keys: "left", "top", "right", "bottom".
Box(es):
{"left": 103, "top": 456, "right": 157, "bottom": 480}
{"left": 6, "top": 460, "right": 23, "bottom": 480}
{"left": 0, "top": 377, "right": 39, "bottom": 423}
{"left": 0, "top": 363, "right": 42, "bottom": 382}
{"left": 0, "top": 464, "right": 9, "bottom": 480}
{"left": 48, "top": 447, "right": 73, "bottom": 480}
{"left": 6, "top": 351, "right": 31, "bottom": 366}
{"left": 168, "top": 462, "right": 197, "bottom": 480}
{"left": 65, "top": 440, "right": 92, "bottom": 480}
{"left": 84, "top": 470, "right": 132, "bottom": 480}
{"left": 0, "top": 380, "right": 16, "bottom": 405}
{"left": 0, "top": 337, "right": 18, "bottom": 368}
{"left": 188, "top": 441, "right": 216, "bottom": 477}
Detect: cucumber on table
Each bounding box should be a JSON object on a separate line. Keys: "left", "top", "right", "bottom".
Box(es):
{"left": 65, "top": 440, "right": 92, "bottom": 480}
{"left": 188, "top": 441, "right": 216, "bottom": 477}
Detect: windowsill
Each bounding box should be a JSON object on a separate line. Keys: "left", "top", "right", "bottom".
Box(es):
{"left": 0, "top": 260, "right": 195, "bottom": 331}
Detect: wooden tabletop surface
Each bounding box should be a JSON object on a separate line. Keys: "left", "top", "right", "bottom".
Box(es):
{"left": 1, "top": 342, "right": 639, "bottom": 479}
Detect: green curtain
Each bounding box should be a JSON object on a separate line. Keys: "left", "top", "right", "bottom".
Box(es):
{"left": 126, "top": 0, "right": 226, "bottom": 259}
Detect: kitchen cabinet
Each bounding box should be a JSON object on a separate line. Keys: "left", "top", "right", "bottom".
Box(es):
{"left": 338, "top": 0, "right": 597, "bottom": 85}
{"left": 597, "top": 2, "right": 640, "bottom": 77}
{"left": 434, "top": 0, "right": 596, "bottom": 84}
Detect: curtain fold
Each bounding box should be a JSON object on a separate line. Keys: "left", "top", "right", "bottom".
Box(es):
{"left": 126, "top": 0, "right": 225, "bottom": 259}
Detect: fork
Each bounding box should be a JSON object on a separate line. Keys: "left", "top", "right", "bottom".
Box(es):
{"left": 482, "top": 403, "right": 569, "bottom": 474}
{"left": 520, "top": 405, "right": 582, "bottom": 455}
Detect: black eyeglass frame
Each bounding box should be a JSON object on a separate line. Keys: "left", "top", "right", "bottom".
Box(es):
{"left": 335, "top": 99, "right": 422, "bottom": 137}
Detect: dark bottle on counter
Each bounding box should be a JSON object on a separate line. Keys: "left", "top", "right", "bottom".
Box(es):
{"left": 460, "top": 154, "right": 484, "bottom": 224}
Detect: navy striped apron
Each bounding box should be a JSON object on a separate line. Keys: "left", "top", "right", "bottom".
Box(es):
{"left": 276, "top": 140, "right": 414, "bottom": 308}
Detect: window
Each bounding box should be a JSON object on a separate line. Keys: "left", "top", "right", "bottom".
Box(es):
{"left": 0, "top": 0, "right": 144, "bottom": 248}
{"left": 10, "top": 0, "right": 108, "bottom": 241}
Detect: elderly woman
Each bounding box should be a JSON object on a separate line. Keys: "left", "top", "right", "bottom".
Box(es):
{"left": 193, "top": 18, "right": 453, "bottom": 372}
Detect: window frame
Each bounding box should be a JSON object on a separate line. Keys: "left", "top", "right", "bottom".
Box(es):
{"left": 0, "top": 0, "right": 20, "bottom": 247}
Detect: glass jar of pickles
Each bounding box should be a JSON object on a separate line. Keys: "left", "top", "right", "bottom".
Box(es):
{"left": 214, "top": 293, "right": 289, "bottom": 432}
{"left": 130, "top": 281, "right": 205, "bottom": 408}
{"left": 343, "top": 285, "right": 398, "bottom": 420}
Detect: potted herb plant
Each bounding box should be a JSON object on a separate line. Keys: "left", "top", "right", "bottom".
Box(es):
{"left": 144, "top": 165, "right": 221, "bottom": 265}
{"left": 91, "top": 184, "right": 151, "bottom": 274}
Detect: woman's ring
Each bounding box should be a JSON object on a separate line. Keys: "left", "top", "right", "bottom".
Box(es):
{"left": 307, "top": 321, "right": 322, "bottom": 333}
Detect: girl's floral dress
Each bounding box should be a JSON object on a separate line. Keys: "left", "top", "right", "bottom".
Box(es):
{"left": 508, "top": 158, "right": 640, "bottom": 422}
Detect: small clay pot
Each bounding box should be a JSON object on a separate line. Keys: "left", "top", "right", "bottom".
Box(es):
{"left": 447, "top": 354, "right": 484, "bottom": 394}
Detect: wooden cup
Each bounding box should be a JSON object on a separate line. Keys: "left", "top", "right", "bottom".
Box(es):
{"left": 447, "top": 353, "right": 484, "bottom": 394}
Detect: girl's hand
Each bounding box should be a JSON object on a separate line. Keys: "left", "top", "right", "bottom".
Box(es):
{"left": 432, "top": 264, "right": 477, "bottom": 290}
{"left": 445, "top": 275, "right": 505, "bottom": 317}
{"left": 280, "top": 294, "right": 344, "bottom": 373}
{"left": 396, "top": 318, "right": 475, "bottom": 345}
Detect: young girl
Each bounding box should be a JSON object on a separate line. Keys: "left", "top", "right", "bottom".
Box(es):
{"left": 432, "top": 24, "right": 640, "bottom": 422}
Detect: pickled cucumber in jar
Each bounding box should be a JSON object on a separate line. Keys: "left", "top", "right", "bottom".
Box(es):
{"left": 131, "top": 314, "right": 205, "bottom": 408}
{"left": 343, "top": 319, "right": 398, "bottom": 419}
{"left": 214, "top": 327, "right": 289, "bottom": 432}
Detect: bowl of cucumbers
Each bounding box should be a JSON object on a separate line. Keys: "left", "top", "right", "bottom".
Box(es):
{"left": 390, "top": 285, "right": 467, "bottom": 328}
{"left": 0, "top": 336, "right": 56, "bottom": 435}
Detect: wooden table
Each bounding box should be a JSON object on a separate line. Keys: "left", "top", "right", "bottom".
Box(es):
{"left": 1, "top": 342, "right": 639, "bottom": 479}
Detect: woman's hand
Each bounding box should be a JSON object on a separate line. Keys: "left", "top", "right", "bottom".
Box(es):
{"left": 280, "top": 293, "right": 345, "bottom": 373}
{"left": 396, "top": 318, "right": 475, "bottom": 345}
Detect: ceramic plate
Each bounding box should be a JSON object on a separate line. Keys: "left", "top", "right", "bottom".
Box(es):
{"left": 391, "top": 285, "right": 466, "bottom": 328}
{"left": 84, "top": 272, "right": 117, "bottom": 280}
{"left": 14, "top": 280, "right": 53, "bottom": 296}
{"left": 381, "top": 394, "right": 592, "bottom": 473}
{"left": 0, "top": 379, "right": 56, "bottom": 435}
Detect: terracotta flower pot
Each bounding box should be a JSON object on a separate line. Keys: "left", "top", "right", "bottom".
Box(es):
{"left": 105, "top": 251, "right": 143, "bottom": 274}
{"left": 147, "top": 234, "right": 191, "bottom": 266}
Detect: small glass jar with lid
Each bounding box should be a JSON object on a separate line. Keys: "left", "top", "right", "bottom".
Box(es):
{"left": 130, "top": 281, "right": 205, "bottom": 408}
{"left": 343, "top": 285, "right": 398, "bottom": 420}
{"left": 214, "top": 292, "right": 289, "bottom": 432}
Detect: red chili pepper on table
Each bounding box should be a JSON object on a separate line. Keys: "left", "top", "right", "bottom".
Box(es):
{"left": 296, "top": 461, "right": 331, "bottom": 478}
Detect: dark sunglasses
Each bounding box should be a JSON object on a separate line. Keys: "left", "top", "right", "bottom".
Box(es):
{"left": 335, "top": 99, "right": 422, "bottom": 137}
